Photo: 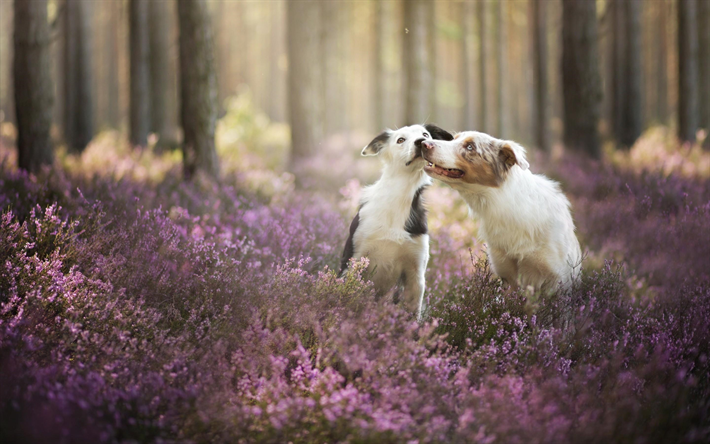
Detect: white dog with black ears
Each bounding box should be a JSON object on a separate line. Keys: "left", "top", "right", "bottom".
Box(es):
{"left": 421, "top": 130, "right": 582, "bottom": 292}
{"left": 340, "top": 124, "right": 454, "bottom": 319}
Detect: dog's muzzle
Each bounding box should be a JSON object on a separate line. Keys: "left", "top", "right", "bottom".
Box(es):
{"left": 405, "top": 138, "right": 427, "bottom": 166}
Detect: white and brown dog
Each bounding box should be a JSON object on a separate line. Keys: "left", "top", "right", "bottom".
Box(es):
{"left": 340, "top": 124, "right": 454, "bottom": 318}
{"left": 421, "top": 131, "right": 582, "bottom": 291}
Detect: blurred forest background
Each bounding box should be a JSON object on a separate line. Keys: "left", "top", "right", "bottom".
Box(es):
{"left": 3, "top": 2, "right": 710, "bottom": 441}
{"left": 2, "top": 0, "right": 709, "bottom": 180}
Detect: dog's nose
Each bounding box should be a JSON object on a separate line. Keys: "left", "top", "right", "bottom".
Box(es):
{"left": 422, "top": 141, "right": 435, "bottom": 150}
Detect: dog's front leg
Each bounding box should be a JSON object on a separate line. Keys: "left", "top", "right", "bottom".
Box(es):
{"left": 401, "top": 240, "right": 429, "bottom": 321}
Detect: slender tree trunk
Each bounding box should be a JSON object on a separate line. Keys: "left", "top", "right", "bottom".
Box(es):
{"left": 461, "top": 1, "right": 474, "bottom": 129}
{"left": 14, "top": 0, "right": 54, "bottom": 172}
{"left": 1, "top": 1, "right": 13, "bottom": 125}
{"left": 611, "top": 0, "right": 625, "bottom": 143}
{"left": 698, "top": 0, "right": 710, "bottom": 146}
{"left": 322, "top": 0, "right": 340, "bottom": 135}
{"left": 620, "top": 0, "right": 643, "bottom": 147}
{"left": 149, "top": 0, "right": 170, "bottom": 142}
{"left": 495, "top": 0, "right": 506, "bottom": 137}
{"left": 426, "top": 0, "right": 436, "bottom": 123}
{"left": 374, "top": 0, "right": 386, "bottom": 130}
{"left": 403, "top": 0, "right": 433, "bottom": 125}
{"left": 287, "top": 0, "right": 322, "bottom": 169}
{"left": 531, "top": 0, "right": 549, "bottom": 151}
{"left": 656, "top": 0, "right": 668, "bottom": 125}
{"left": 63, "top": 0, "right": 93, "bottom": 152}
{"left": 562, "top": 0, "right": 602, "bottom": 158}
{"left": 477, "top": 0, "right": 487, "bottom": 132}
{"left": 129, "top": 0, "right": 150, "bottom": 147}
{"left": 677, "top": 0, "right": 698, "bottom": 142}
{"left": 177, "top": 0, "right": 219, "bottom": 179}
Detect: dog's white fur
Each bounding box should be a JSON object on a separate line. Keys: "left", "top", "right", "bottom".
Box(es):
{"left": 341, "top": 124, "right": 452, "bottom": 318}
{"left": 422, "top": 131, "right": 582, "bottom": 291}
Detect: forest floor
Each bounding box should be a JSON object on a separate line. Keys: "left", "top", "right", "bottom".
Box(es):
{"left": 1, "top": 106, "right": 709, "bottom": 442}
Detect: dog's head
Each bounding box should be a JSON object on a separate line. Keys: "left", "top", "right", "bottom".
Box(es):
{"left": 421, "top": 131, "right": 529, "bottom": 187}
{"left": 361, "top": 124, "right": 454, "bottom": 169}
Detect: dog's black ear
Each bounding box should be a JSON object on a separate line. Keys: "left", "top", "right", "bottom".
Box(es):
{"left": 362, "top": 130, "right": 391, "bottom": 156}
{"left": 424, "top": 124, "right": 454, "bottom": 141}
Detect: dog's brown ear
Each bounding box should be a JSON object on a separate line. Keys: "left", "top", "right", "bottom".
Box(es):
{"left": 362, "top": 130, "right": 391, "bottom": 156}
{"left": 498, "top": 141, "right": 530, "bottom": 170}
{"left": 424, "top": 124, "right": 454, "bottom": 141}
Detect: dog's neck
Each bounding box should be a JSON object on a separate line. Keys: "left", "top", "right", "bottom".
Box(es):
{"left": 455, "top": 168, "right": 524, "bottom": 217}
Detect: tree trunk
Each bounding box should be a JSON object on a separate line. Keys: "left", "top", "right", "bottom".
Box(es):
{"left": 611, "top": 0, "right": 625, "bottom": 143}
{"left": 177, "top": 0, "right": 219, "bottom": 179}
{"left": 322, "top": 0, "right": 340, "bottom": 135}
{"left": 287, "top": 0, "right": 323, "bottom": 168}
{"left": 149, "top": 0, "right": 170, "bottom": 143}
{"left": 1, "top": 1, "right": 13, "bottom": 125}
{"left": 656, "top": 0, "right": 668, "bottom": 125}
{"left": 461, "top": 1, "right": 474, "bottom": 129}
{"left": 677, "top": 0, "right": 698, "bottom": 142}
{"left": 620, "top": 0, "right": 643, "bottom": 147}
{"left": 531, "top": 0, "right": 549, "bottom": 151}
{"left": 426, "top": 0, "right": 437, "bottom": 124}
{"left": 477, "top": 0, "right": 487, "bottom": 132}
{"left": 495, "top": 0, "right": 505, "bottom": 137}
{"left": 63, "top": 0, "right": 94, "bottom": 153}
{"left": 403, "top": 0, "right": 432, "bottom": 125}
{"left": 698, "top": 0, "right": 710, "bottom": 146}
{"left": 374, "top": 0, "right": 386, "bottom": 130}
{"left": 105, "top": 1, "right": 120, "bottom": 129}
{"left": 14, "top": 0, "right": 54, "bottom": 172}
{"left": 562, "top": 0, "right": 602, "bottom": 158}
{"left": 129, "top": 0, "right": 150, "bottom": 147}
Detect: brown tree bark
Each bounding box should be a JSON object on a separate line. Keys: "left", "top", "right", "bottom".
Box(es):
{"left": 656, "top": 0, "right": 668, "bottom": 125}
{"left": 495, "top": 0, "right": 506, "bottom": 137}
{"left": 461, "top": 1, "right": 474, "bottom": 130}
{"left": 374, "top": 0, "right": 386, "bottom": 130}
{"left": 677, "top": 0, "right": 698, "bottom": 142}
{"left": 129, "top": 0, "right": 150, "bottom": 147}
{"left": 611, "top": 0, "right": 625, "bottom": 143}
{"left": 322, "top": 0, "right": 341, "bottom": 135}
{"left": 698, "top": 0, "right": 710, "bottom": 146}
{"left": 531, "top": 0, "right": 549, "bottom": 151}
{"left": 477, "top": 0, "right": 487, "bottom": 132}
{"left": 562, "top": 0, "right": 602, "bottom": 158}
{"left": 149, "top": 0, "right": 170, "bottom": 143}
{"left": 14, "top": 0, "right": 54, "bottom": 172}
{"left": 177, "top": 0, "right": 219, "bottom": 179}
{"left": 403, "top": 0, "right": 433, "bottom": 125}
{"left": 619, "top": 0, "right": 643, "bottom": 147}
{"left": 287, "top": 0, "right": 323, "bottom": 168}
{"left": 63, "top": 0, "right": 94, "bottom": 153}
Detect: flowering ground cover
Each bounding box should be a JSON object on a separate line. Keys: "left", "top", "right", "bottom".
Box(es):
{"left": 0, "top": 124, "right": 709, "bottom": 442}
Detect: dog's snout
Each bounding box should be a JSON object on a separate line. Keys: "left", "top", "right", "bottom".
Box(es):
{"left": 422, "top": 141, "right": 435, "bottom": 150}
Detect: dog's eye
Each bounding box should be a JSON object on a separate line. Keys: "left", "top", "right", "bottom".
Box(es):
{"left": 397, "top": 137, "right": 406, "bottom": 144}
{"left": 423, "top": 133, "right": 430, "bottom": 138}
{"left": 465, "top": 143, "right": 474, "bottom": 151}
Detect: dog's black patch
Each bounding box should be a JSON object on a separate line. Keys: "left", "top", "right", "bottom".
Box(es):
{"left": 405, "top": 186, "right": 428, "bottom": 236}
{"left": 340, "top": 210, "right": 361, "bottom": 275}
{"left": 425, "top": 124, "right": 454, "bottom": 141}
{"left": 362, "top": 131, "right": 390, "bottom": 155}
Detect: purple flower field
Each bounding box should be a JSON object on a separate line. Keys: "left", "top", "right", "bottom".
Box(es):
{"left": 1, "top": 132, "right": 709, "bottom": 443}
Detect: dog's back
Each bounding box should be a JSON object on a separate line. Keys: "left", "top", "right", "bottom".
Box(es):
{"left": 420, "top": 130, "right": 581, "bottom": 291}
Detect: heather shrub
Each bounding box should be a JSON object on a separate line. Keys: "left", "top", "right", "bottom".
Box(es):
{"left": 1, "top": 137, "right": 710, "bottom": 442}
